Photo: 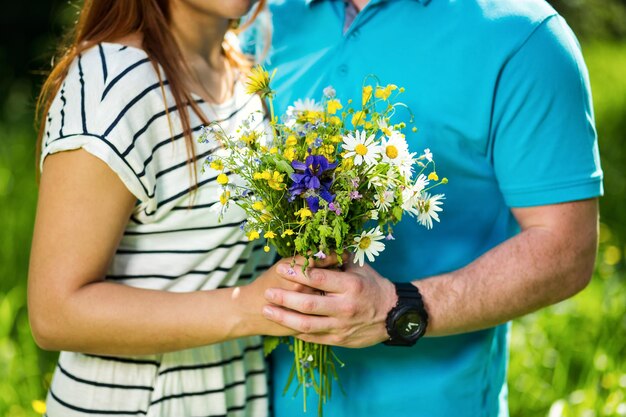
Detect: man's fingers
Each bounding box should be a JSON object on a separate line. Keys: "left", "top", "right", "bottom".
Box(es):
{"left": 276, "top": 263, "right": 345, "bottom": 293}
{"left": 262, "top": 305, "right": 335, "bottom": 334}
{"left": 291, "top": 251, "right": 353, "bottom": 269}
{"left": 264, "top": 288, "right": 336, "bottom": 316}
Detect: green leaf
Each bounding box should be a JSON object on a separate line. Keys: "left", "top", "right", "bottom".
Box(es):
{"left": 318, "top": 225, "right": 332, "bottom": 238}
{"left": 275, "top": 159, "right": 295, "bottom": 175}
{"left": 263, "top": 336, "right": 280, "bottom": 356}
{"left": 392, "top": 205, "right": 403, "bottom": 222}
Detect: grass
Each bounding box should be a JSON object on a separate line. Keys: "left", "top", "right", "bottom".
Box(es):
{"left": 0, "top": 42, "right": 624, "bottom": 417}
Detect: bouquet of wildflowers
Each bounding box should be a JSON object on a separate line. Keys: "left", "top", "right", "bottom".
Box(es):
{"left": 199, "top": 66, "right": 446, "bottom": 415}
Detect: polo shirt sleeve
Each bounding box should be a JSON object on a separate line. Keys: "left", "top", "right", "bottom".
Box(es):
{"left": 491, "top": 15, "right": 603, "bottom": 208}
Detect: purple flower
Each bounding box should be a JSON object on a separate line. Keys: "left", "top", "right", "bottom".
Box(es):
{"left": 289, "top": 154, "right": 337, "bottom": 212}
{"left": 386, "top": 233, "right": 395, "bottom": 241}
{"left": 313, "top": 137, "right": 323, "bottom": 148}
{"left": 350, "top": 191, "right": 363, "bottom": 200}
{"left": 314, "top": 250, "right": 327, "bottom": 259}
{"left": 328, "top": 202, "right": 342, "bottom": 216}
{"left": 351, "top": 178, "right": 360, "bottom": 188}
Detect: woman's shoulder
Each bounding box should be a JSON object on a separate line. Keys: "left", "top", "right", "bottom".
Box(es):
{"left": 50, "top": 40, "right": 168, "bottom": 138}
{"left": 72, "top": 40, "right": 160, "bottom": 102}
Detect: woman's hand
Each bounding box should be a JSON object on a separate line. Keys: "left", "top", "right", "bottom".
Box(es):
{"left": 236, "top": 252, "right": 346, "bottom": 337}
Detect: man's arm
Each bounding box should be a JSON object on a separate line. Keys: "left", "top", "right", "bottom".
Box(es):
{"left": 261, "top": 198, "right": 598, "bottom": 347}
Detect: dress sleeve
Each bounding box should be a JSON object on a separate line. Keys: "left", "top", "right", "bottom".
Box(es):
{"left": 490, "top": 15, "right": 603, "bottom": 208}
{"left": 40, "top": 51, "right": 157, "bottom": 212}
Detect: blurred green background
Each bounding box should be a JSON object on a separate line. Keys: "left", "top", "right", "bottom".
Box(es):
{"left": 0, "top": 1, "right": 624, "bottom": 416}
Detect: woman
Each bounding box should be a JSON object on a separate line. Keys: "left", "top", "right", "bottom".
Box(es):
{"left": 28, "top": 1, "right": 306, "bottom": 415}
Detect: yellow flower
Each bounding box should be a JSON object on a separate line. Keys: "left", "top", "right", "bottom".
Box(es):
{"left": 284, "top": 147, "right": 297, "bottom": 161}
{"left": 209, "top": 160, "right": 224, "bottom": 171}
{"left": 327, "top": 99, "right": 343, "bottom": 114}
{"left": 32, "top": 400, "right": 46, "bottom": 415}
{"left": 330, "top": 134, "right": 343, "bottom": 143}
{"left": 247, "top": 230, "right": 260, "bottom": 241}
{"left": 260, "top": 213, "right": 272, "bottom": 222}
{"left": 264, "top": 245, "right": 271, "bottom": 252}
{"left": 352, "top": 110, "right": 366, "bottom": 127}
{"left": 319, "top": 144, "right": 336, "bottom": 160}
{"left": 264, "top": 231, "right": 277, "bottom": 239}
{"left": 286, "top": 135, "right": 298, "bottom": 146}
{"left": 428, "top": 171, "right": 439, "bottom": 181}
{"left": 295, "top": 207, "right": 313, "bottom": 220}
{"left": 342, "top": 157, "right": 354, "bottom": 170}
{"left": 330, "top": 116, "right": 342, "bottom": 126}
{"left": 219, "top": 190, "right": 230, "bottom": 205}
{"left": 253, "top": 172, "right": 263, "bottom": 180}
{"left": 281, "top": 229, "right": 295, "bottom": 237}
{"left": 362, "top": 85, "right": 373, "bottom": 106}
{"left": 300, "top": 111, "right": 323, "bottom": 123}
{"left": 261, "top": 171, "right": 271, "bottom": 180}
{"left": 216, "top": 173, "right": 229, "bottom": 185}
{"left": 267, "top": 171, "right": 286, "bottom": 190}
{"left": 375, "top": 84, "right": 398, "bottom": 101}
{"left": 252, "top": 201, "right": 265, "bottom": 211}
{"left": 269, "top": 147, "right": 278, "bottom": 154}
{"left": 245, "top": 65, "right": 275, "bottom": 98}
{"left": 241, "top": 131, "right": 260, "bottom": 145}
{"left": 305, "top": 134, "right": 317, "bottom": 145}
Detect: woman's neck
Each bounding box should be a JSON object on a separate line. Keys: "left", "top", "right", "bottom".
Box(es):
{"left": 169, "top": 2, "right": 234, "bottom": 104}
{"left": 169, "top": 3, "right": 230, "bottom": 69}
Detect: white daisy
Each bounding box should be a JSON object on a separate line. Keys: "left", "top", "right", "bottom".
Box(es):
{"left": 286, "top": 98, "right": 324, "bottom": 120}
{"left": 352, "top": 227, "right": 386, "bottom": 266}
{"left": 377, "top": 119, "right": 397, "bottom": 137}
{"left": 414, "top": 174, "right": 429, "bottom": 193}
{"left": 367, "top": 168, "right": 396, "bottom": 190}
{"left": 380, "top": 132, "right": 410, "bottom": 166}
{"left": 374, "top": 190, "right": 395, "bottom": 212}
{"left": 396, "top": 152, "right": 417, "bottom": 178}
{"left": 342, "top": 130, "right": 381, "bottom": 166}
{"left": 401, "top": 174, "right": 430, "bottom": 215}
{"left": 417, "top": 193, "right": 445, "bottom": 229}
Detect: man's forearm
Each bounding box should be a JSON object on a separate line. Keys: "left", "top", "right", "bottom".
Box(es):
{"left": 420, "top": 202, "right": 598, "bottom": 337}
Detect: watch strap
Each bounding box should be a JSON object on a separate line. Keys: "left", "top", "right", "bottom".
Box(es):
{"left": 383, "top": 282, "right": 429, "bottom": 346}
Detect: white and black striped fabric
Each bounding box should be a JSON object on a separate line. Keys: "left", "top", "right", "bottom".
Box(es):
{"left": 40, "top": 42, "right": 273, "bottom": 417}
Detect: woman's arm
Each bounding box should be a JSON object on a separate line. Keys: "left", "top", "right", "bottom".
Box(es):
{"left": 28, "top": 149, "right": 296, "bottom": 355}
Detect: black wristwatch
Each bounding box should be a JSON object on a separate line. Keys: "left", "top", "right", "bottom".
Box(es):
{"left": 383, "top": 282, "right": 429, "bottom": 346}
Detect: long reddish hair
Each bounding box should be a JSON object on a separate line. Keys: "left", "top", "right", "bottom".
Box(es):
{"left": 35, "top": 0, "right": 265, "bottom": 184}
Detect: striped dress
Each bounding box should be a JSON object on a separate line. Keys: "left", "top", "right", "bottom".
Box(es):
{"left": 40, "top": 42, "right": 273, "bottom": 417}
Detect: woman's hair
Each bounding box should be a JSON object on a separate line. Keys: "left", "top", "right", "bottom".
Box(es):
{"left": 35, "top": 0, "right": 266, "bottom": 184}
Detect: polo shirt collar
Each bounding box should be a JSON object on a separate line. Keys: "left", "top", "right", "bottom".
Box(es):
{"left": 305, "top": 0, "right": 432, "bottom": 6}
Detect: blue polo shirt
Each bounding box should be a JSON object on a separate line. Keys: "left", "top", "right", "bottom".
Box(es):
{"left": 243, "top": 1, "right": 603, "bottom": 415}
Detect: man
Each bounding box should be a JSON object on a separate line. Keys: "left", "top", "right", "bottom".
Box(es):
{"left": 244, "top": 0, "right": 603, "bottom": 415}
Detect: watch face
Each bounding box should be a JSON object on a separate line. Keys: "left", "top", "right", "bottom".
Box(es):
{"left": 396, "top": 309, "right": 423, "bottom": 338}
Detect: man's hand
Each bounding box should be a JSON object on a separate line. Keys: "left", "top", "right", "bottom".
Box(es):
{"left": 262, "top": 198, "right": 598, "bottom": 345}
{"left": 262, "top": 261, "right": 397, "bottom": 347}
